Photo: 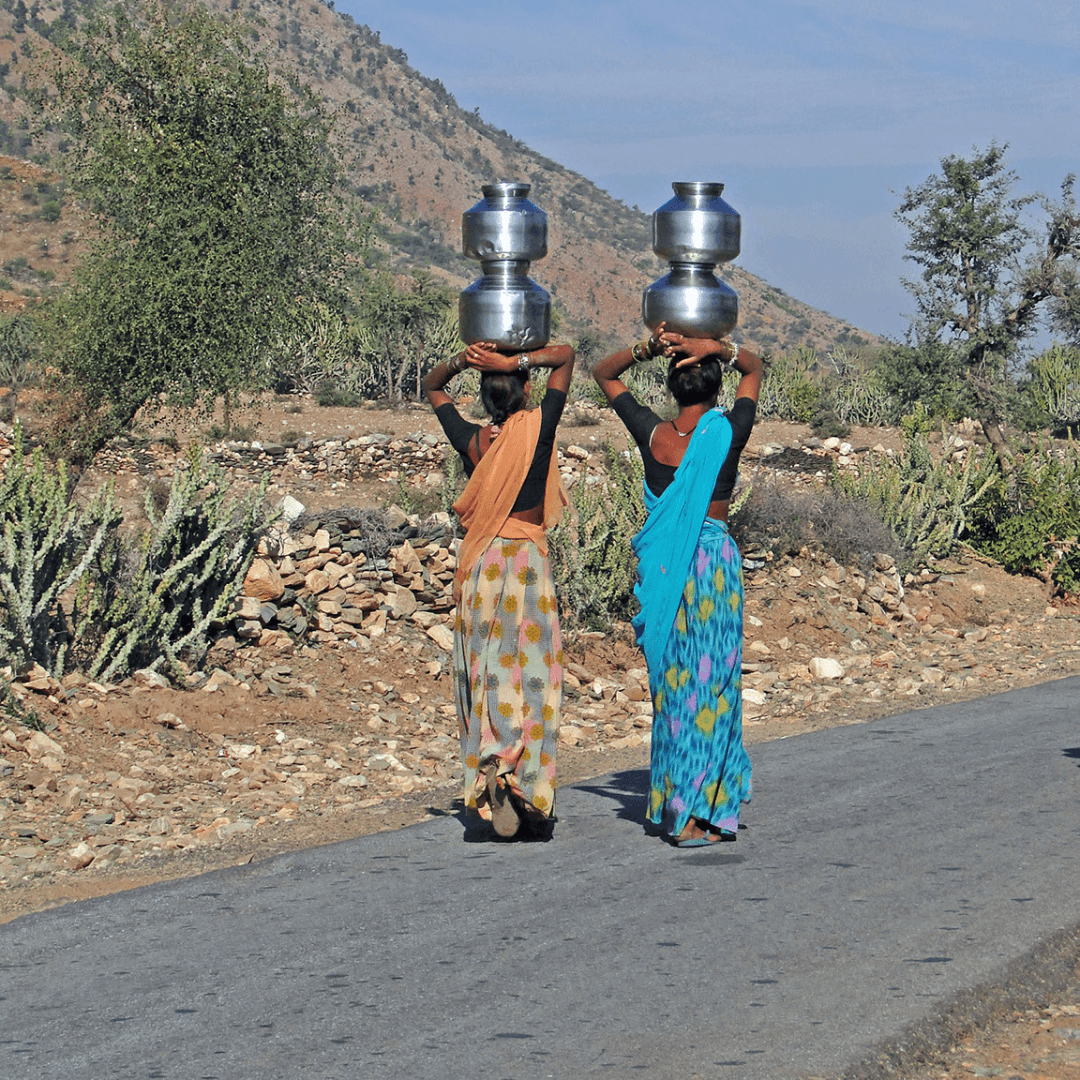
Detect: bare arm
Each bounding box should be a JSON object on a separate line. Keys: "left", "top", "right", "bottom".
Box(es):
{"left": 591, "top": 327, "right": 667, "bottom": 404}
{"left": 422, "top": 341, "right": 576, "bottom": 410}
{"left": 666, "top": 331, "right": 764, "bottom": 404}
{"left": 422, "top": 349, "right": 469, "bottom": 411}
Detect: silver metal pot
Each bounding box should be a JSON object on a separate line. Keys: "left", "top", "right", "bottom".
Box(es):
{"left": 461, "top": 181, "right": 548, "bottom": 263}
{"left": 458, "top": 261, "right": 551, "bottom": 350}
{"left": 652, "top": 181, "right": 740, "bottom": 265}
{"left": 643, "top": 181, "right": 741, "bottom": 338}
{"left": 642, "top": 264, "right": 739, "bottom": 339}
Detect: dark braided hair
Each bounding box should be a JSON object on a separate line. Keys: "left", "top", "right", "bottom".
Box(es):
{"left": 666, "top": 356, "right": 723, "bottom": 406}
{"left": 480, "top": 371, "right": 529, "bottom": 425}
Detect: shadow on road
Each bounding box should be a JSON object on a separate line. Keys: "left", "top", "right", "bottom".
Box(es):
{"left": 575, "top": 767, "right": 652, "bottom": 827}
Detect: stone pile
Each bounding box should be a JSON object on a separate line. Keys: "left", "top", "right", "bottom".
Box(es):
{"left": 232, "top": 514, "right": 459, "bottom": 654}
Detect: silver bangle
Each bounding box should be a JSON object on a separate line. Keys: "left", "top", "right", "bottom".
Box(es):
{"left": 729, "top": 341, "right": 740, "bottom": 365}
{"left": 517, "top": 353, "right": 530, "bottom": 372}
{"left": 448, "top": 355, "right": 461, "bottom": 374}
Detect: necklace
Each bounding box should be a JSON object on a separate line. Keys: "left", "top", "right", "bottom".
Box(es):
{"left": 670, "top": 419, "right": 697, "bottom": 438}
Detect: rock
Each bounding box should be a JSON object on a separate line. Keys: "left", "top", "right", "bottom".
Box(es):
{"left": 809, "top": 657, "right": 845, "bottom": 680}
{"left": 389, "top": 541, "right": 423, "bottom": 578}
{"left": 336, "top": 774, "right": 368, "bottom": 789}
{"left": 243, "top": 558, "right": 285, "bottom": 602}
{"left": 224, "top": 743, "right": 259, "bottom": 759}
{"left": 64, "top": 842, "right": 95, "bottom": 870}
{"left": 113, "top": 776, "right": 155, "bottom": 797}
{"left": 383, "top": 504, "right": 410, "bottom": 530}
{"left": 305, "top": 568, "right": 330, "bottom": 594}
{"left": 390, "top": 586, "right": 418, "bottom": 619}
{"left": 425, "top": 624, "right": 454, "bottom": 652}
{"left": 278, "top": 495, "right": 306, "bottom": 523}
{"left": 132, "top": 669, "right": 170, "bottom": 689}
{"left": 26, "top": 731, "right": 65, "bottom": 762}
{"left": 234, "top": 595, "right": 263, "bottom": 619}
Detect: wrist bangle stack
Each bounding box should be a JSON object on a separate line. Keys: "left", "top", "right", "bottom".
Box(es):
{"left": 517, "top": 353, "right": 530, "bottom": 372}
{"left": 447, "top": 355, "right": 462, "bottom": 375}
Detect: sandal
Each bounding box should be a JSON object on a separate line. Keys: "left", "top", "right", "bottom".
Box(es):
{"left": 672, "top": 818, "right": 730, "bottom": 848}
{"left": 483, "top": 762, "right": 521, "bottom": 838}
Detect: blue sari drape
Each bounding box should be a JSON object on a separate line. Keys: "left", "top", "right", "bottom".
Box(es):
{"left": 631, "top": 407, "right": 751, "bottom": 839}
{"left": 631, "top": 408, "right": 733, "bottom": 670}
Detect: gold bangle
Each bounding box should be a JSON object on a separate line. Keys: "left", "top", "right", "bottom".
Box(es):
{"left": 631, "top": 342, "right": 647, "bottom": 363}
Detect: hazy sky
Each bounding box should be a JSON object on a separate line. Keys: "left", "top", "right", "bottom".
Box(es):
{"left": 335, "top": 0, "right": 1078, "bottom": 344}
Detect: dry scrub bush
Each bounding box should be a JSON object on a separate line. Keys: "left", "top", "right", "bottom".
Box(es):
{"left": 729, "top": 477, "right": 901, "bottom": 572}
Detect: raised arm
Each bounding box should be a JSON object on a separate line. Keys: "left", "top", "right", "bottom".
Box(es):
{"left": 422, "top": 348, "right": 470, "bottom": 411}
{"left": 423, "top": 342, "right": 576, "bottom": 410}
{"left": 591, "top": 327, "right": 666, "bottom": 404}
{"left": 514, "top": 342, "right": 576, "bottom": 395}
{"left": 666, "top": 331, "right": 764, "bottom": 405}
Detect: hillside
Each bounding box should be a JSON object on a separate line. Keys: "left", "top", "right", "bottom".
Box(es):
{"left": 0, "top": 0, "right": 876, "bottom": 354}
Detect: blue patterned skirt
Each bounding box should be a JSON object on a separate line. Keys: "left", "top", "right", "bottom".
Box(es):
{"left": 646, "top": 522, "right": 751, "bottom": 838}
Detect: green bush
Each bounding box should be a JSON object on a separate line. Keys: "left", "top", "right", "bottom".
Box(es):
{"left": 1020, "top": 344, "right": 1080, "bottom": 433}
{"left": 829, "top": 347, "right": 897, "bottom": 427}
{"left": 270, "top": 298, "right": 352, "bottom": 396}
{"left": 757, "top": 347, "right": 822, "bottom": 422}
{"left": 872, "top": 338, "right": 972, "bottom": 421}
{"left": 0, "top": 310, "right": 36, "bottom": 399}
{"left": 968, "top": 437, "right": 1080, "bottom": 594}
{"left": 549, "top": 446, "right": 646, "bottom": 629}
{"left": 830, "top": 429, "right": 999, "bottom": 571}
{"left": 0, "top": 430, "right": 271, "bottom": 680}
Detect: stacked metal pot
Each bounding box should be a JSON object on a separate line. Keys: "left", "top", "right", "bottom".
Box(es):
{"left": 642, "top": 181, "right": 741, "bottom": 340}
{"left": 457, "top": 179, "right": 739, "bottom": 348}
{"left": 458, "top": 182, "right": 551, "bottom": 350}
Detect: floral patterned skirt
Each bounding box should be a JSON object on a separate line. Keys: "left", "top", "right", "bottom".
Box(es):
{"left": 453, "top": 539, "right": 563, "bottom": 822}
{"left": 647, "top": 523, "right": 752, "bottom": 838}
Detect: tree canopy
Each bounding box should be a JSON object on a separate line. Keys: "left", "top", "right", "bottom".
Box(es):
{"left": 44, "top": 0, "right": 357, "bottom": 455}
{"left": 896, "top": 143, "right": 1080, "bottom": 469}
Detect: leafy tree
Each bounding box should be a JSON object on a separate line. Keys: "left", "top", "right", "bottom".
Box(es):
{"left": 896, "top": 143, "right": 1080, "bottom": 473}
{"left": 43, "top": 0, "right": 356, "bottom": 457}
{"left": 350, "top": 270, "right": 460, "bottom": 402}
{"left": 1047, "top": 180, "right": 1080, "bottom": 347}
{"left": 873, "top": 334, "right": 973, "bottom": 421}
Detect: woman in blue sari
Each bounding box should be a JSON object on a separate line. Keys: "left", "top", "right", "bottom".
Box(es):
{"left": 593, "top": 326, "right": 762, "bottom": 846}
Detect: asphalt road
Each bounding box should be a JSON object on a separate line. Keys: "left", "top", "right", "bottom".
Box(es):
{"left": 3, "top": 677, "right": 1079, "bottom": 1080}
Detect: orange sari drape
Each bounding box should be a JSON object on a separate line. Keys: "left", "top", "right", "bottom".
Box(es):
{"left": 451, "top": 408, "right": 567, "bottom": 599}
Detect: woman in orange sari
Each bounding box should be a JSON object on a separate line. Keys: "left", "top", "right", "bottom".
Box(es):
{"left": 423, "top": 341, "right": 574, "bottom": 839}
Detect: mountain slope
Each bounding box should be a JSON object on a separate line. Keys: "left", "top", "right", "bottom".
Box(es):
{"left": 0, "top": 0, "right": 876, "bottom": 354}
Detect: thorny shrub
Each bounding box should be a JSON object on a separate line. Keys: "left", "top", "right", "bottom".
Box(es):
{"left": 0, "top": 431, "right": 271, "bottom": 681}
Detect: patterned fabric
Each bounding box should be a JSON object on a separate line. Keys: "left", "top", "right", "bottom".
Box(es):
{"left": 647, "top": 518, "right": 752, "bottom": 839}
{"left": 631, "top": 407, "right": 732, "bottom": 672}
{"left": 453, "top": 538, "right": 563, "bottom": 822}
